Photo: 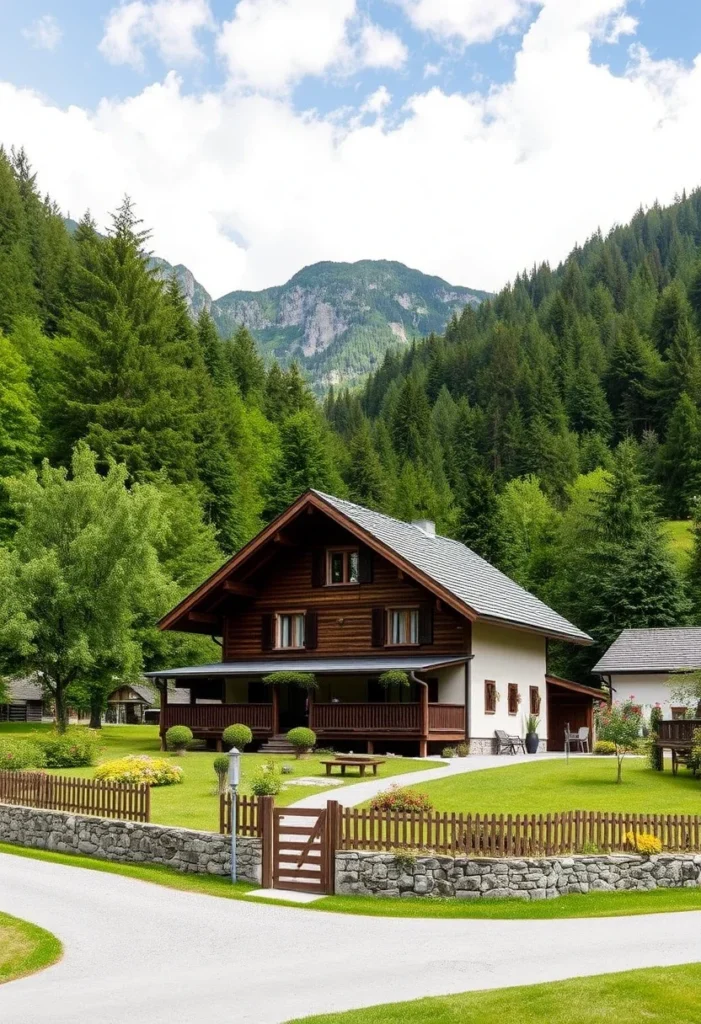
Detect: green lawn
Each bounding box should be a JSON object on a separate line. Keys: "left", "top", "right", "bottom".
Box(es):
{"left": 6, "top": 843, "right": 701, "bottom": 920}
{"left": 0, "top": 723, "right": 442, "bottom": 832}
{"left": 285, "top": 963, "right": 701, "bottom": 1024}
{"left": 403, "top": 755, "right": 701, "bottom": 816}
{"left": 0, "top": 911, "right": 62, "bottom": 984}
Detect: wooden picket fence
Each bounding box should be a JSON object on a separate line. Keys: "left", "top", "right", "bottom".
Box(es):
{"left": 339, "top": 807, "right": 701, "bottom": 857}
{"left": 0, "top": 771, "right": 150, "bottom": 823}
{"left": 219, "top": 793, "right": 260, "bottom": 837}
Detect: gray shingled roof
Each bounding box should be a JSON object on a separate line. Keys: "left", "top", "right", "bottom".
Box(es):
{"left": 5, "top": 676, "right": 43, "bottom": 702}
{"left": 592, "top": 628, "right": 701, "bottom": 674}
{"left": 313, "top": 491, "right": 591, "bottom": 644}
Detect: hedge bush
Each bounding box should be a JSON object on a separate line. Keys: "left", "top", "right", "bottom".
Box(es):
{"left": 95, "top": 755, "right": 183, "bottom": 786}
{"left": 287, "top": 727, "right": 316, "bottom": 755}
{"left": 593, "top": 740, "right": 617, "bottom": 755}
{"left": 41, "top": 729, "right": 99, "bottom": 768}
{"left": 222, "top": 724, "right": 253, "bottom": 750}
{"left": 369, "top": 785, "right": 433, "bottom": 813}
{"left": 0, "top": 737, "right": 45, "bottom": 771}
{"left": 165, "top": 725, "right": 193, "bottom": 753}
{"left": 249, "top": 761, "right": 282, "bottom": 795}
{"left": 213, "top": 753, "right": 230, "bottom": 795}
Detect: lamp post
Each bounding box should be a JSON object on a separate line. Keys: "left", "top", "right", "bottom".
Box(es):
{"left": 228, "top": 746, "right": 241, "bottom": 883}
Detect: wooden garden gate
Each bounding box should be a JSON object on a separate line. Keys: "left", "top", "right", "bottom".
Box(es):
{"left": 270, "top": 802, "right": 339, "bottom": 894}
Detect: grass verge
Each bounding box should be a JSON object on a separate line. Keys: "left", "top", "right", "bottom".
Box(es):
{"left": 285, "top": 962, "right": 701, "bottom": 1024}
{"left": 0, "top": 911, "right": 62, "bottom": 984}
{"left": 4, "top": 842, "right": 701, "bottom": 920}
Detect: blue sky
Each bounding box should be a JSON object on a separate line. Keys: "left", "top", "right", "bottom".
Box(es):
{"left": 1, "top": 1, "right": 701, "bottom": 296}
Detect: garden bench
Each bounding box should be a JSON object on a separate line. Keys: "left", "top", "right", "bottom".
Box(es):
{"left": 495, "top": 730, "right": 526, "bottom": 755}
{"left": 319, "top": 757, "right": 386, "bottom": 777}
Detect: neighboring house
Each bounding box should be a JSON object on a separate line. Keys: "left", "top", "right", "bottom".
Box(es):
{"left": 147, "top": 490, "right": 603, "bottom": 755}
{"left": 592, "top": 627, "right": 701, "bottom": 719}
{"left": 0, "top": 677, "right": 46, "bottom": 723}
{"left": 104, "top": 683, "right": 157, "bottom": 725}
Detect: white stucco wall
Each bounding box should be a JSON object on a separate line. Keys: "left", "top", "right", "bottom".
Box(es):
{"left": 470, "top": 622, "right": 548, "bottom": 742}
{"left": 436, "top": 663, "right": 466, "bottom": 703}
{"left": 606, "top": 673, "right": 688, "bottom": 718}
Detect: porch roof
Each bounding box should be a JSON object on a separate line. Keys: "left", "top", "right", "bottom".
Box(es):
{"left": 145, "top": 654, "right": 469, "bottom": 680}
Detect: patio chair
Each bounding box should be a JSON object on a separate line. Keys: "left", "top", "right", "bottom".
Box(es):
{"left": 576, "top": 726, "right": 590, "bottom": 753}
{"left": 564, "top": 725, "right": 590, "bottom": 753}
{"left": 495, "top": 729, "right": 525, "bottom": 755}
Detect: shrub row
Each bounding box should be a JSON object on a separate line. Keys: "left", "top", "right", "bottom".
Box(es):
{"left": 0, "top": 729, "right": 100, "bottom": 771}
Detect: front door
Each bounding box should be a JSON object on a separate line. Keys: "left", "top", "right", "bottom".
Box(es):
{"left": 278, "top": 685, "right": 308, "bottom": 731}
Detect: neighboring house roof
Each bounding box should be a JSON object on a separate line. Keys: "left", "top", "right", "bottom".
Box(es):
{"left": 3, "top": 676, "right": 43, "bottom": 702}
{"left": 146, "top": 655, "right": 469, "bottom": 679}
{"left": 106, "top": 683, "right": 158, "bottom": 705}
{"left": 592, "top": 628, "right": 701, "bottom": 674}
{"left": 159, "top": 490, "right": 591, "bottom": 646}
{"left": 313, "top": 492, "right": 591, "bottom": 644}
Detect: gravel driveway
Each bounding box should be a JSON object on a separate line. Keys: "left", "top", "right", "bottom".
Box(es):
{"left": 2, "top": 851, "right": 701, "bottom": 1023}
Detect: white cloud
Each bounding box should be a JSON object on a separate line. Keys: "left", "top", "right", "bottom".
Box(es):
{"left": 22, "top": 14, "right": 63, "bottom": 51}
{"left": 99, "top": 0, "right": 214, "bottom": 69}
{"left": 361, "top": 86, "right": 392, "bottom": 115}
{"left": 3, "top": 0, "right": 701, "bottom": 302}
{"left": 216, "top": 0, "right": 406, "bottom": 93}
{"left": 396, "top": 0, "right": 540, "bottom": 45}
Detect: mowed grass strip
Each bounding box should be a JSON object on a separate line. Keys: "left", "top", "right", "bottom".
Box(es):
{"left": 0, "top": 911, "right": 62, "bottom": 984}
{"left": 403, "top": 755, "right": 701, "bottom": 816}
{"left": 0, "top": 723, "right": 442, "bottom": 831}
{"left": 285, "top": 962, "right": 701, "bottom": 1024}
{"left": 5, "top": 844, "right": 701, "bottom": 921}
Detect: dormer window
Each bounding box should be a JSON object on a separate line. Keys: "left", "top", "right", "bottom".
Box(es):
{"left": 327, "top": 549, "right": 359, "bottom": 585}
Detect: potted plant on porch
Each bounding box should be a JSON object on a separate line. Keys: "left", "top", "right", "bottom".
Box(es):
{"left": 525, "top": 714, "right": 540, "bottom": 754}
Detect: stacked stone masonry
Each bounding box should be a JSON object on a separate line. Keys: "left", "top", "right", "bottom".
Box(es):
{"left": 0, "top": 803, "right": 262, "bottom": 884}
{"left": 335, "top": 850, "right": 701, "bottom": 899}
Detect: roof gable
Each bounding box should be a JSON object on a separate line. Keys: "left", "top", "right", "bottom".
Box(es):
{"left": 158, "top": 490, "right": 591, "bottom": 644}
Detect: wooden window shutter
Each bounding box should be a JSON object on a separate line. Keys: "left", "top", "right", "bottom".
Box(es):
{"left": 357, "top": 547, "right": 373, "bottom": 584}
{"left": 305, "top": 610, "right": 318, "bottom": 650}
{"left": 418, "top": 603, "right": 434, "bottom": 645}
{"left": 261, "top": 613, "right": 275, "bottom": 651}
{"left": 371, "top": 607, "right": 385, "bottom": 647}
{"left": 311, "top": 549, "right": 325, "bottom": 588}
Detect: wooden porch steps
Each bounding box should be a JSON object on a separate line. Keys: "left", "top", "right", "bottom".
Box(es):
{"left": 259, "top": 735, "right": 296, "bottom": 754}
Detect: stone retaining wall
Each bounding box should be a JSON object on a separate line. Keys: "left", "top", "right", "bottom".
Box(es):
{"left": 0, "top": 803, "right": 261, "bottom": 883}
{"left": 467, "top": 738, "right": 547, "bottom": 755}
{"left": 336, "top": 850, "right": 701, "bottom": 899}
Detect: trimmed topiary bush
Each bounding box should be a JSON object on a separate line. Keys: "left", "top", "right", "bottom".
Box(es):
{"left": 165, "top": 725, "right": 193, "bottom": 754}
{"left": 40, "top": 729, "right": 99, "bottom": 768}
{"left": 369, "top": 784, "right": 433, "bottom": 813}
{"left": 287, "top": 727, "right": 316, "bottom": 757}
{"left": 594, "top": 740, "right": 617, "bottom": 756}
{"left": 213, "top": 753, "right": 230, "bottom": 795}
{"left": 0, "top": 737, "right": 45, "bottom": 771}
{"left": 222, "top": 723, "right": 253, "bottom": 751}
{"left": 95, "top": 755, "right": 183, "bottom": 786}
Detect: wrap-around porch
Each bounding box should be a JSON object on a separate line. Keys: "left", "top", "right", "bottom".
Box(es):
{"left": 147, "top": 656, "right": 468, "bottom": 756}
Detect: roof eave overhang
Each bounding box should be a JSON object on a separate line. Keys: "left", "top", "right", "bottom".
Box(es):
{"left": 476, "top": 613, "right": 593, "bottom": 647}
{"left": 158, "top": 490, "right": 478, "bottom": 632}
{"left": 545, "top": 674, "right": 609, "bottom": 701}
{"left": 145, "top": 654, "right": 470, "bottom": 680}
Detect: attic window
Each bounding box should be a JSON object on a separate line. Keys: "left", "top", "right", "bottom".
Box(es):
{"left": 327, "top": 549, "right": 359, "bottom": 585}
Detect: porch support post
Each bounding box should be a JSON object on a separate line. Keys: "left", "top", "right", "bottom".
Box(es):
{"left": 271, "top": 683, "right": 279, "bottom": 737}
{"left": 159, "top": 681, "right": 168, "bottom": 751}
{"left": 410, "top": 671, "right": 429, "bottom": 758}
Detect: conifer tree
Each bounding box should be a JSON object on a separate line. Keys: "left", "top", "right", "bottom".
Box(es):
{"left": 659, "top": 393, "right": 701, "bottom": 518}
{"left": 228, "top": 325, "right": 265, "bottom": 398}
{"left": 264, "top": 410, "right": 344, "bottom": 517}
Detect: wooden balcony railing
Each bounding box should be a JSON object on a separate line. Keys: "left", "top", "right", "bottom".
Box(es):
{"left": 428, "top": 703, "right": 466, "bottom": 733}
{"left": 310, "top": 702, "right": 422, "bottom": 735}
{"left": 657, "top": 719, "right": 701, "bottom": 745}
{"left": 161, "top": 703, "right": 273, "bottom": 734}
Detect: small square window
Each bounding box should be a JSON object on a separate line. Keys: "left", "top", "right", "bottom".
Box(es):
{"left": 327, "top": 549, "right": 359, "bottom": 585}
{"left": 388, "top": 608, "right": 419, "bottom": 645}
{"left": 277, "top": 613, "right": 305, "bottom": 649}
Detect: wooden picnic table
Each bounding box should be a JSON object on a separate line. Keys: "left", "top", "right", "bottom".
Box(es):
{"left": 319, "top": 757, "right": 386, "bottom": 777}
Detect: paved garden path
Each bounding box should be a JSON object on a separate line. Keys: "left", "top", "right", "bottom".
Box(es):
{"left": 3, "top": 850, "right": 701, "bottom": 1024}
{"left": 289, "top": 751, "right": 568, "bottom": 809}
